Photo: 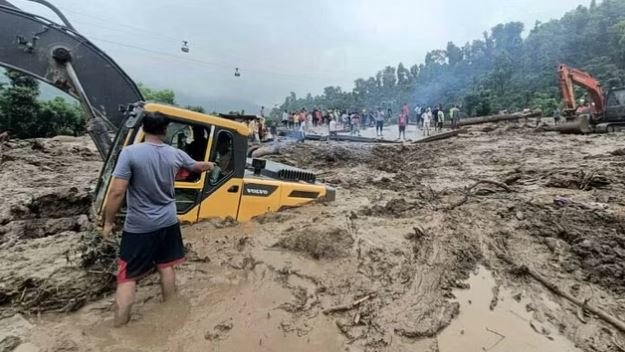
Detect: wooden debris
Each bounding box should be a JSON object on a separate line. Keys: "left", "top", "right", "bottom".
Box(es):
{"left": 414, "top": 129, "right": 460, "bottom": 144}
{"left": 447, "top": 179, "right": 514, "bottom": 210}
{"left": 499, "top": 254, "right": 625, "bottom": 334}
{"left": 323, "top": 294, "right": 373, "bottom": 315}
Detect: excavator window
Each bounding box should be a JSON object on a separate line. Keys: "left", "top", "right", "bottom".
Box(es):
{"left": 160, "top": 121, "right": 212, "bottom": 214}
{"left": 164, "top": 122, "right": 211, "bottom": 183}
{"left": 208, "top": 131, "right": 234, "bottom": 186}
{"left": 607, "top": 90, "right": 625, "bottom": 107}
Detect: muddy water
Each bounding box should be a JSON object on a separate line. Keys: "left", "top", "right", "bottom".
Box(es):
{"left": 29, "top": 262, "right": 344, "bottom": 352}
{"left": 7, "top": 130, "right": 625, "bottom": 351}
{"left": 438, "top": 266, "right": 581, "bottom": 352}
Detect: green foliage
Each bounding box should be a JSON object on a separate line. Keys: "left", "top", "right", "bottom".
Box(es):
{"left": 0, "top": 72, "right": 40, "bottom": 137}
{"left": 138, "top": 82, "right": 176, "bottom": 105}
{"left": 38, "top": 98, "right": 85, "bottom": 137}
{"left": 184, "top": 105, "right": 206, "bottom": 113}
{"left": 279, "top": 0, "right": 625, "bottom": 117}
{"left": 0, "top": 70, "right": 86, "bottom": 138}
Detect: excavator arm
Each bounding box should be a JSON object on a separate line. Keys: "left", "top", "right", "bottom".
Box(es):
{"left": 0, "top": 1, "right": 143, "bottom": 158}
{"left": 558, "top": 64, "right": 605, "bottom": 117}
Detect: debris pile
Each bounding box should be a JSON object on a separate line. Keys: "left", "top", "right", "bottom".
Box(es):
{"left": 0, "top": 137, "right": 117, "bottom": 319}
{"left": 3, "top": 126, "right": 625, "bottom": 351}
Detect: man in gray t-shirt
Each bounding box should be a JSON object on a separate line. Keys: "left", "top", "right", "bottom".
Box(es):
{"left": 112, "top": 142, "right": 196, "bottom": 233}
{"left": 103, "top": 111, "right": 213, "bottom": 327}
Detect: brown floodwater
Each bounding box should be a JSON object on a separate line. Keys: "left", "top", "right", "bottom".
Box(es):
{"left": 438, "top": 266, "right": 581, "bottom": 352}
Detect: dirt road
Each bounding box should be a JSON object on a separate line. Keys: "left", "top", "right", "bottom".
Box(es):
{"left": 2, "top": 123, "right": 625, "bottom": 351}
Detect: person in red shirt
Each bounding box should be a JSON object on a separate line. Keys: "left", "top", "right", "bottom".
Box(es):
{"left": 314, "top": 109, "right": 322, "bottom": 126}
{"left": 402, "top": 103, "right": 410, "bottom": 122}
{"left": 398, "top": 112, "right": 407, "bottom": 141}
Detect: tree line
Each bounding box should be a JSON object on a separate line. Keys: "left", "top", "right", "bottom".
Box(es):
{"left": 275, "top": 0, "right": 625, "bottom": 118}
{"left": 0, "top": 69, "right": 206, "bottom": 139}
{"left": 0, "top": 70, "right": 85, "bottom": 138}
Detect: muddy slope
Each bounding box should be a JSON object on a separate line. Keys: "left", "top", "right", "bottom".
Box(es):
{"left": 3, "top": 126, "right": 625, "bottom": 351}
{"left": 0, "top": 137, "right": 116, "bottom": 320}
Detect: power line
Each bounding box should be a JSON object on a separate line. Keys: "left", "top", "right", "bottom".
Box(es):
{"left": 56, "top": 6, "right": 348, "bottom": 82}
{"left": 88, "top": 35, "right": 346, "bottom": 82}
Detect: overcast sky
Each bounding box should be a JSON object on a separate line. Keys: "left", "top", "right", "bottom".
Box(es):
{"left": 13, "top": 0, "right": 587, "bottom": 112}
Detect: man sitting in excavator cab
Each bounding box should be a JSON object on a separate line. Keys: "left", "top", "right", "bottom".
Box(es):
{"left": 186, "top": 125, "right": 209, "bottom": 162}
{"left": 209, "top": 132, "right": 234, "bottom": 185}
{"left": 168, "top": 124, "right": 209, "bottom": 182}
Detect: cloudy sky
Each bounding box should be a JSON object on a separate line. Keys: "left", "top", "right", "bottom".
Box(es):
{"left": 13, "top": 0, "right": 587, "bottom": 112}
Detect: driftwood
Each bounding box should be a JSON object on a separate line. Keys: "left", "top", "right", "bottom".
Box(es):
{"left": 323, "top": 294, "right": 373, "bottom": 315}
{"left": 445, "top": 109, "right": 543, "bottom": 128}
{"left": 543, "top": 115, "right": 592, "bottom": 134}
{"left": 447, "top": 179, "right": 513, "bottom": 210}
{"left": 499, "top": 255, "right": 625, "bottom": 334}
{"left": 251, "top": 144, "right": 280, "bottom": 158}
{"left": 414, "top": 130, "right": 460, "bottom": 144}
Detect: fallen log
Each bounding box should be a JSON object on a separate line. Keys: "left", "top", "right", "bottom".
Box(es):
{"left": 414, "top": 130, "right": 460, "bottom": 144}
{"left": 447, "top": 109, "right": 543, "bottom": 128}
{"left": 542, "top": 115, "right": 592, "bottom": 134}
{"left": 499, "top": 254, "right": 625, "bottom": 334}
{"left": 250, "top": 144, "right": 281, "bottom": 158}
{"left": 328, "top": 135, "right": 400, "bottom": 144}
{"left": 323, "top": 294, "right": 373, "bottom": 315}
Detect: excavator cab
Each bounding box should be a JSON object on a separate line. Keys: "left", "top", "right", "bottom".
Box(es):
{"left": 555, "top": 64, "right": 625, "bottom": 133}
{"left": 605, "top": 88, "right": 625, "bottom": 123}
{"left": 94, "top": 103, "right": 334, "bottom": 224}
{"left": 0, "top": 3, "right": 334, "bottom": 224}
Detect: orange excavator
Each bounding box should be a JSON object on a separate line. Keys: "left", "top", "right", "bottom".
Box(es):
{"left": 556, "top": 64, "right": 625, "bottom": 133}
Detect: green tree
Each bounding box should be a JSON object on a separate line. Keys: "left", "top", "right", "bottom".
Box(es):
{"left": 279, "top": 0, "right": 625, "bottom": 117}
{"left": 38, "top": 97, "right": 85, "bottom": 137}
{"left": 446, "top": 42, "right": 463, "bottom": 66}
{"left": 138, "top": 82, "right": 176, "bottom": 105}
{"left": 0, "top": 70, "right": 86, "bottom": 138}
{"left": 0, "top": 70, "right": 41, "bottom": 137}
{"left": 185, "top": 105, "right": 206, "bottom": 113}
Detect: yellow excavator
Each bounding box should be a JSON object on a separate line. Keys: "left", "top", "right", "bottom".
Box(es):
{"left": 0, "top": 1, "right": 334, "bottom": 223}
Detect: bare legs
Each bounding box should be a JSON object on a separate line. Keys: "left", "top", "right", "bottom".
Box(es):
{"left": 157, "top": 266, "right": 177, "bottom": 301}
{"left": 113, "top": 266, "right": 177, "bottom": 327}
{"left": 114, "top": 281, "right": 136, "bottom": 327}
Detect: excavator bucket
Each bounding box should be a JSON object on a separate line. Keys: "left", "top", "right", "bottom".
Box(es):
{"left": 545, "top": 115, "right": 592, "bottom": 134}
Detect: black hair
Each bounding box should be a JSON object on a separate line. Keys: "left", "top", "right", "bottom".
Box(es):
{"left": 142, "top": 112, "right": 170, "bottom": 135}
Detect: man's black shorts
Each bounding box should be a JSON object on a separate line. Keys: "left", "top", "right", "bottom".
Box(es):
{"left": 117, "top": 223, "right": 186, "bottom": 283}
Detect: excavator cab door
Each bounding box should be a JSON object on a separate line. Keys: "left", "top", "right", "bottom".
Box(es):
{"left": 163, "top": 121, "right": 213, "bottom": 223}
{"left": 605, "top": 89, "right": 625, "bottom": 122}
{"left": 196, "top": 128, "right": 245, "bottom": 220}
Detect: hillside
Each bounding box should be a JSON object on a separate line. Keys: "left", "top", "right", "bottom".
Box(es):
{"left": 278, "top": 0, "right": 625, "bottom": 117}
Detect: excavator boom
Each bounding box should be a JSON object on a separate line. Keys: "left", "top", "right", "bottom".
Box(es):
{"left": 558, "top": 64, "right": 605, "bottom": 116}
{"left": 0, "top": 1, "right": 143, "bottom": 157}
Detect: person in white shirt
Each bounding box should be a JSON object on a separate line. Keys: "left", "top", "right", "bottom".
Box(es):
{"left": 414, "top": 106, "right": 422, "bottom": 129}
{"left": 298, "top": 118, "right": 306, "bottom": 142}
{"left": 281, "top": 110, "right": 288, "bottom": 127}
{"left": 340, "top": 112, "right": 348, "bottom": 129}
{"left": 422, "top": 109, "right": 431, "bottom": 137}
{"left": 329, "top": 117, "right": 337, "bottom": 136}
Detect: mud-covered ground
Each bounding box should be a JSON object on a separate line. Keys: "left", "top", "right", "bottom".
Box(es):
{"left": 2, "top": 123, "right": 625, "bottom": 352}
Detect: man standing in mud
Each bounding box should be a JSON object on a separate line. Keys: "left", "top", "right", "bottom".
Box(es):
{"left": 103, "top": 112, "right": 214, "bottom": 327}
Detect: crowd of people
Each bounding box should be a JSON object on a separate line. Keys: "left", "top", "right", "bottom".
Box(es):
{"left": 278, "top": 103, "right": 463, "bottom": 140}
